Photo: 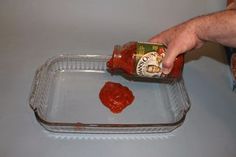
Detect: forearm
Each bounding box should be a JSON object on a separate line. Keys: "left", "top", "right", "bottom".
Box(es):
{"left": 193, "top": 9, "right": 236, "bottom": 47}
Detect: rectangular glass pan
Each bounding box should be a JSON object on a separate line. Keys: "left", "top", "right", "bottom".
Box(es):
{"left": 29, "top": 54, "right": 190, "bottom": 134}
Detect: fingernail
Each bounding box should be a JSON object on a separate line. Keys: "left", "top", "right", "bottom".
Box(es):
{"left": 162, "top": 67, "right": 171, "bottom": 74}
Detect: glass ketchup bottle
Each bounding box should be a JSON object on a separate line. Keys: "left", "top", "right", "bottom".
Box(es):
{"left": 107, "top": 41, "right": 184, "bottom": 79}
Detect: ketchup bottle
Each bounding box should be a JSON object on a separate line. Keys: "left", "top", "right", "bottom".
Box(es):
{"left": 107, "top": 41, "right": 184, "bottom": 79}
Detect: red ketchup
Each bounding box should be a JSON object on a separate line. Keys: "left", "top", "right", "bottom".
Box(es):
{"left": 99, "top": 81, "right": 134, "bottom": 114}
{"left": 107, "top": 41, "right": 184, "bottom": 79}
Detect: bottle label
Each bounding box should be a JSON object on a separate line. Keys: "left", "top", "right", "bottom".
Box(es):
{"left": 135, "top": 42, "right": 166, "bottom": 77}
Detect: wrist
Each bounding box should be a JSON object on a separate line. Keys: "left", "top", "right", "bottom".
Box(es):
{"left": 189, "top": 14, "right": 210, "bottom": 42}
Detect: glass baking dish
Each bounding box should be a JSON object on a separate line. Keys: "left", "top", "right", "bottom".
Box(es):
{"left": 29, "top": 54, "right": 190, "bottom": 134}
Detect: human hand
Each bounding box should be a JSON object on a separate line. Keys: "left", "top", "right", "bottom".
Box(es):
{"left": 149, "top": 20, "right": 205, "bottom": 74}
{"left": 227, "top": 1, "right": 236, "bottom": 10}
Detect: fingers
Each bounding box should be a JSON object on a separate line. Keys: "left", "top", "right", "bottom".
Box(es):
{"left": 148, "top": 32, "right": 179, "bottom": 74}
{"left": 150, "top": 36, "right": 187, "bottom": 74}
{"left": 149, "top": 32, "right": 199, "bottom": 74}
{"left": 162, "top": 42, "right": 183, "bottom": 74}
{"left": 148, "top": 35, "right": 162, "bottom": 43}
{"left": 148, "top": 33, "right": 169, "bottom": 46}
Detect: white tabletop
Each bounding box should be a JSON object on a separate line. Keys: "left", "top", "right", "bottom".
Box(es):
{"left": 1, "top": 1, "right": 236, "bottom": 157}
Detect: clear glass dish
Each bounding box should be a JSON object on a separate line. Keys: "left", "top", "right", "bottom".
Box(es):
{"left": 29, "top": 54, "right": 191, "bottom": 134}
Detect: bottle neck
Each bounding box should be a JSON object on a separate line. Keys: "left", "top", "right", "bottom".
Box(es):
{"left": 112, "top": 45, "right": 122, "bottom": 68}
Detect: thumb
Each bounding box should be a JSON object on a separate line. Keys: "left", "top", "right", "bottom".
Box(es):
{"left": 162, "top": 42, "right": 185, "bottom": 74}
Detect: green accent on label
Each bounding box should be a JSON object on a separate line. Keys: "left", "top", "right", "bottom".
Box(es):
{"left": 135, "top": 42, "right": 166, "bottom": 65}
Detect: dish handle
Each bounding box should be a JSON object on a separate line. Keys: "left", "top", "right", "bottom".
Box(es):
{"left": 29, "top": 66, "right": 43, "bottom": 111}
{"left": 179, "top": 78, "right": 191, "bottom": 113}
